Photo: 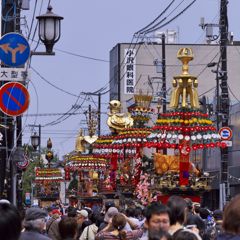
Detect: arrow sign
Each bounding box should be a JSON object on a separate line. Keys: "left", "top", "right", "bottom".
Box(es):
{"left": 0, "top": 82, "right": 30, "bottom": 116}
{"left": 0, "top": 33, "right": 30, "bottom": 67}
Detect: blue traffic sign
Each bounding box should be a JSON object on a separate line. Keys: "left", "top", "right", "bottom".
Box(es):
{"left": 219, "top": 127, "right": 233, "bottom": 141}
{"left": 0, "top": 33, "right": 30, "bottom": 67}
{"left": 0, "top": 82, "right": 30, "bottom": 116}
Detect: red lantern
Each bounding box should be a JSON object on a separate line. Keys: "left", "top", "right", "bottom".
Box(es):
{"left": 186, "top": 146, "right": 191, "bottom": 152}
{"left": 221, "top": 142, "right": 227, "bottom": 148}
{"left": 199, "top": 144, "right": 204, "bottom": 149}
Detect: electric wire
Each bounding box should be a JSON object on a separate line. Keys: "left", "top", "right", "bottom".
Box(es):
{"left": 139, "top": 0, "right": 186, "bottom": 35}
{"left": 27, "top": 0, "right": 37, "bottom": 40}
{"left": 54, "top": 48, "right": 109, "bottom": 63}
{"left": 228, "top": 84, "right": 240, "bottom": 104}
{"left": 31, "top": 0, "right": 44, "bottom": 50}
{"left": 42, "top": 94, "right": 87, "bottom": 127}
{"left": 143, "top": 0, "right": 197, "bottom": 35}
{"left": 197, "top": 51, "right": 220, "bottom": 78}
{"left": 199, "top": 86, "right": 216, "bottom": 97}
{"left": 31, "top": 66, "right": 88, "bottom": 99}
{"left": 135, "top": 0, "right": 176, "bottom": 34}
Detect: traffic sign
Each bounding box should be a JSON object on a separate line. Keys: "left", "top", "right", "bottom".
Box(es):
{"left": 16, "top": 156, "right": 29, "bottom": 169}
{"left": 221, "top": 140, "right": 232, "bottom": 147}
{"left": 0, "top": 33, "right": 30, "bottom": 67}
{"left": 0, "top": 67, "right": 29, "bottom": 81}
{"left": 219, "top": 127, "right": 233, "bottom": 141}
{"left": 0, "top": 82, "right": 30, "bottom": 116}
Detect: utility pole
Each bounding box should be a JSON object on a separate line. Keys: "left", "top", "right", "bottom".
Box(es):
{"left": 98, "top": 93, "right": 101, "bottom": 136}
{"left": 81, "top": 92, "right": 102, "bottom": 136}
{"left": 0, "top": 0, "right": 21, "bottom": 201}
{"left": 219, "top": 0, "right": 230, "bottom": 207}
{"left": 162, "top": 34, "right": 167, "bottom": 155}
{"left": 162, "top": 34, "right": 166, "bottom": 114}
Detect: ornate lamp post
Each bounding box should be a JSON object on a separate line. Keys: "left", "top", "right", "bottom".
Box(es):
{"left": 36, "top": 5, "right": 64, "bottom": 54}
{"left": 31, "top": 132, "right": 40, "bottom": 151}
{"left": 30, "top": 125, "right": 41, "bottom": 164}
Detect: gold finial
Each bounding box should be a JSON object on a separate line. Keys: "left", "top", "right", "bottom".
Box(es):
{"left": 75, "top": 129, "right": 85, "bottom": 152}
{"left": 107, "top": 100, "right": 133, "bottom": 133}
{"left": 169, "top": 48, "right": 200, "bottom": 109}
{"left": 177, "top": 48, "right": 194, "bottom": 76}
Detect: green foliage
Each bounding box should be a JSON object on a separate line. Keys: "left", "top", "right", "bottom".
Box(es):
{"left": 22, "top": 144, "right": 43, "bottom": 199}
{"left": 68, "top": 178, "right": 78, "bottom": 191}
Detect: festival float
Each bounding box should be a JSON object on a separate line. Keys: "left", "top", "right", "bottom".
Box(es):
{"left": 34, "top": 139, "right": 64, "bottom": 205}
{"left": 145, "top": 48, "right": 226, "bottom": 202}
{"left": 110, "top": 94, "right": 153, "bottom": 194}
{"left": 64, "top": 109, "right": 107, "bottom": 207}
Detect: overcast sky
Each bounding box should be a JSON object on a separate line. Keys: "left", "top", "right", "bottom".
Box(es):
{"left": 22, "top": 0, "right": 240, "bottom": 158}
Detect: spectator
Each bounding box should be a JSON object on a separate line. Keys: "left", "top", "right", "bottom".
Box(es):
{"left": 213, "top": 209, "right": 223, "bottom": 235}
{"left": 167, "top": 196, "right": 187, "bottom": 235}
{"left": 173, "top": 228, "right": 202, "bottom": 240}
{"left": 98, "top": 206, "right": 119, "bottom": 232}
{"left": 76, "top": 209, "right": 89, "bottom": 238}
{"left": 46, "top": 209, "right": 62, "bottom": 240}
{"left": 59, "top": 217, "right": 78, "bottom": 240}
{"left": 20, "top": 207, "right": 50, "bottom": 240}
{"left": 96, "top": 213, "right": 143, "bottom": 240}
{"left": 135, "top": 206, "right": 145, "bottom": 222}
{"left": 105, "top": 201, "right": 115, "bottom": 212}
{"left": 126, "top": 208, "right": 141, "bottom": 227}
{"left": 67, "top": 207, "right": 78, "bottom": 218}
{"left": 148, "top": 229, "right": 172, "bottom": 240}
{"left": 193, "top": 203, "right": 201, "bottom": 216}
{"left": 185, "top": 198, "right": 193, "bottom": 214}
{"left": 217, "top": 195, "right": 240, "bottom": 240}
{"left": 80, "top": 212, "right": 99, "bottom": 240}
{"left": 186, "top": 214, "right": 205, "bottom": 237}
{"left": 140, "top": 202, "right": 171, "bottom": 240}
{"left": 0, "top": 201, "right": 22, "bottom": 240}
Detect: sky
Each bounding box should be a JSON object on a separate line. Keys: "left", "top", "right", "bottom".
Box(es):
{"left": 21, "top": 0, "right": 240, "bottom": 158}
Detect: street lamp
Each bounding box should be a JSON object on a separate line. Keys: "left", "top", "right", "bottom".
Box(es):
{"left": 36, "top": 5, "right": 64, "bottom": 53}
{"left": 31, "top": 132, "right": 40, "bottom": 151}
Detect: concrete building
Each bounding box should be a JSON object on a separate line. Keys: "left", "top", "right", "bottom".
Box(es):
{"left": 110, "top": 42, "right": 240, "bottom": 208}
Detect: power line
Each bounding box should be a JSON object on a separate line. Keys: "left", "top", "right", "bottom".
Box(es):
{"left": 140, "top": 0, "right": 186, "bottom": 35}
{"left": 135, "top": 0, "right": 176, "bottom": 34}
{"left": 228, "top": 84, "right": 240, "bottom": 104}
{"left": 27, "top": 0, "right": 37, "bottom": 40}
{"left": 144, "top": 0, "right": 197, "bottom": 35}
{"left": 31, "top": 66, "right": 81, "bottom": 98}
{"left": 22, "top": 111, "right": 107, "bottom": 117}
{"left": 54, "top": 47, "right": 109, "bottom": 63}
{"left": 42, "top": 94, "right": 87, "bottom": 127}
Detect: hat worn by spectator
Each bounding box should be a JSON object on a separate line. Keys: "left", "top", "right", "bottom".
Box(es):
{"left": 77, "top": 209, "right": 88, "bottom": 218}
{"left": 25, "top": 207, "right": 48, "bottom": 221}
{"left": 0, "top": 199, "right": 10, "bottom": 204}
{"left": 104, "top": 207, "right": 119, "bottom": 223}
{"left": 51, "top": 209, "right": 62, "bottom": 216}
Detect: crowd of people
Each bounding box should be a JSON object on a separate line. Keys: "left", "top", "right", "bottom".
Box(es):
{"left": 1, "top": 194, "right": 240, "bottom": 240}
